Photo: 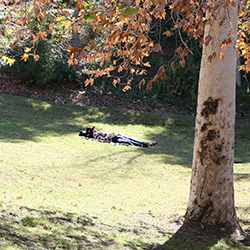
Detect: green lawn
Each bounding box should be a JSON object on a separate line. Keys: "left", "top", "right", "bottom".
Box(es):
{"left": 0, "top": 94, "right": 250, "bottom": 249}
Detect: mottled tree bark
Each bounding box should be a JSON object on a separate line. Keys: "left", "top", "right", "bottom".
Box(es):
{"left": 185, "top": 1, "right": 240, "bottom": 230}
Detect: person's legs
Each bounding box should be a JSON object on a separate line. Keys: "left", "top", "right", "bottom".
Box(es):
{"left": 124, "top": 137, "right": 157, "bottom": 147}
{"left": 125, "top": 137, "right": 148, "bottom": 147}
{"left": 113, "top": 135, "right": 148, "bottom": 147}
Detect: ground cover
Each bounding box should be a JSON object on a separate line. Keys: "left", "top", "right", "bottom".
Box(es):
{"left": 0, "top": 94, "right": 250, "bottom": 249}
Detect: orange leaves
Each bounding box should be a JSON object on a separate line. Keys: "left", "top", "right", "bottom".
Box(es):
{"left": 179, "top": 58, "right": 185, "bottom": 68}
{"left": 11, "top": 40, "right": 18, "bottom": 50}
{"left": 176, "top": 47, "right": 190, "bottom": 68}
{"left": 77, "top": 3, "right": 84, "bottom": 12}
{"left": 205, "top": 35, "right": 212, "bottom": 46}
{"left": 21, "top": 53, "right": 29, "bottom": 62}
{"left": 119, "top": 31, "right": 128, "bottom": 43}
{"left": 25, "top": 47, "right": 32, "bottom": 53}
{"left": 15, "top": 17, "right": 27, "bottom": 26}
{"left": 207, "top": 50, "right": 224, "bottom": 63}
{"left": 123, "top": 85, "right": 131, "bottom": 92}
{"left": 33, "top": 55, "right": 40, "bottom": 61}
{"left": 105, "top": 30, "right": 128, "bottom": 46}
{"left": 48, "top": 24, "right": 54, "bottom": 32}
{"left": 37, "top": 31, "right": 47, "bottom": 40}
{"left": 219, "top": 52, "right": 224, "bottom": 60}
{"left": 105, "top": 30, "right": 119, "bottom": 45}
{"left": 139, "top": 69, "right": 147, "bottom": 75}
{"left": 85, "top": 78, "right": 94, "bottom": 87}
{"left": 122, "top": 81, "right": 131, "bottom": 92}
{"left": 118, "top": 65, "right": 124, "bottom": 73}
{"left": 67, "top": 47, "right": 80, "bottom": 57}
{"left": 139, "top": 78, "right": 145, "bottom": 90}
{"left": 88, "top": 40, "right": 100, "bottom": 53}
{"left": 144, "top": 62, "right": 151, "bottom": 67}
{"left": 151, "top": 43, "right": 162, "bottom": 53}
{"left": 31, "top": 34, "right": 38, "bottom": 45}
{"left": 112, "top": 79, "right": 118, "bottom": 87}
{"left": 171, "top": 61, "right": 175, "bottom": 71}
{"left": 146, "top": 65, "right": 165, "bottom": 90}
{"left": 221, "top": 37, "right": 232, "bottom": 49}
{"left": 78, "top": 50, "right": 87, "bottom": 60}
{"left": 176, "top": 46, "right": 183, "bottom": 55}
{"left": 66, "top": 47, "right": 84, "bottom": 68}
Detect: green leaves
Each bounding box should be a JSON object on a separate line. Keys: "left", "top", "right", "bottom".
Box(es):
{"left": 121, "top": 7, "right": 139, "bottom": 18}
{"left": 83, "top": 13, "right": 96, "bottom": 22}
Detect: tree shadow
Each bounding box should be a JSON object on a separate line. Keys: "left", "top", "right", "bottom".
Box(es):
{"left": 0, "top": 206, "right": 116, "bottom": 249}
{"left": 141, "top": 116, "right": 250, "bottom": 166}
{"left": 234, "top": 173, "right": 250, "bottom": 181}
{"left": 1, "top": 206, "right": 250, "bottom": 249}
{"left": 1, "top": 93, "right": 250, "bottom": 166}
{"left": 0, "top": 94, "right": 84, "bottom": 142}
{"left": 144, "top": 221, "right": 250, "bottom": 250}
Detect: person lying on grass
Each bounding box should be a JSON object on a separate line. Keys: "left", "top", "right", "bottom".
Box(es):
{"left": 79, "top": 126, "right": 157, "bottom": 147}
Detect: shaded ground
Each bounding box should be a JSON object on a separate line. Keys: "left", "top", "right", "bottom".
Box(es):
{"left": 0, "top": 72, "right": 181, "bottom": 115}
{"left": 1, "top": 206, "right": 250, "bottom": 250}
{"left": 149, "top": 221, "right": 250, "bottom": 250}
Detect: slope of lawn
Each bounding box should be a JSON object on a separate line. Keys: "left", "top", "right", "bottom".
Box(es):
{"left": 0, "top": 93, "right": 250, "bottom": 250}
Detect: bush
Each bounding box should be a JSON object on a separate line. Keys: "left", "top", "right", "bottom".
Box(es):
{"left": 1, "top": 40, "right": 85, "bottom": 88}
{"left": 163, "top": 53, "right": 200, "bottom": 101}
{"left": 131, "top": 53, "right": 200, "bottom": 107}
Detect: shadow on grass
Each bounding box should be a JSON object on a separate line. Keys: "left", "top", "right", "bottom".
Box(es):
{"left": 1, "top": 205, "right": 250, "bottom": 250}
{"left": 234, "top": 173, "right": 250, "bottom": 182}
{"left": 0, "top": 94, "right": 84, "bottom": 142}
{"left": 145, "top": 222, "right": 250, "bottom": 250}
{"left": 0, "top": 206, "right": 116, "bottom": 250}
{"left": 0, "top": 94, "right": 195, "bottom": 167}
{"left": 1, "top": 94, "right": 250, "bottom": 166}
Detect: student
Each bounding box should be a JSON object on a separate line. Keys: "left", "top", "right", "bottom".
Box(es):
{"left": 79, "top": 126, "right": 157, "bottom": 147}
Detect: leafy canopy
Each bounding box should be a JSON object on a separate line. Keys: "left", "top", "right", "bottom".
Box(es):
{"left": 1, "top": 0, "right": 250, "bottom": 90}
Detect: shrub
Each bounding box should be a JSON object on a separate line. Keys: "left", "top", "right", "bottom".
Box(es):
{"left": 1, "top": 40, "right": 85, "bottom": 87}
{"left": 163, "top": 53, "right": 200, "bottom": 101}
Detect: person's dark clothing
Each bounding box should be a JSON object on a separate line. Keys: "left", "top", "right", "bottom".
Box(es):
{"left": 112, "top": 134, "right": 149, "bottom": 147}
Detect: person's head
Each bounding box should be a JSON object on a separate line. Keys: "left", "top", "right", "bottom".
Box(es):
{"left": 86, "top": 126, "right": 96, "bottom": 138}
{"left": 91, "top": 126, "right": 97, "bottom": 133}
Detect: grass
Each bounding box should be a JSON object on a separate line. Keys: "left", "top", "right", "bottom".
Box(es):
{"left": 0, "top": 93, "right": 250, "bottom": 249}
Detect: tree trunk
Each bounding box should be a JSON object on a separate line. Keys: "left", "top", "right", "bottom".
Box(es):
{"left": 72, "top": 10, "right": 80, "bottom": 49}
{"left": 185, "top": 1, "right": 240, "bottom": 230}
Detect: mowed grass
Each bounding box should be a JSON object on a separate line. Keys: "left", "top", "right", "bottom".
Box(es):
{"left": 0, "top": 93, "right": 250, "bottom": 250}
